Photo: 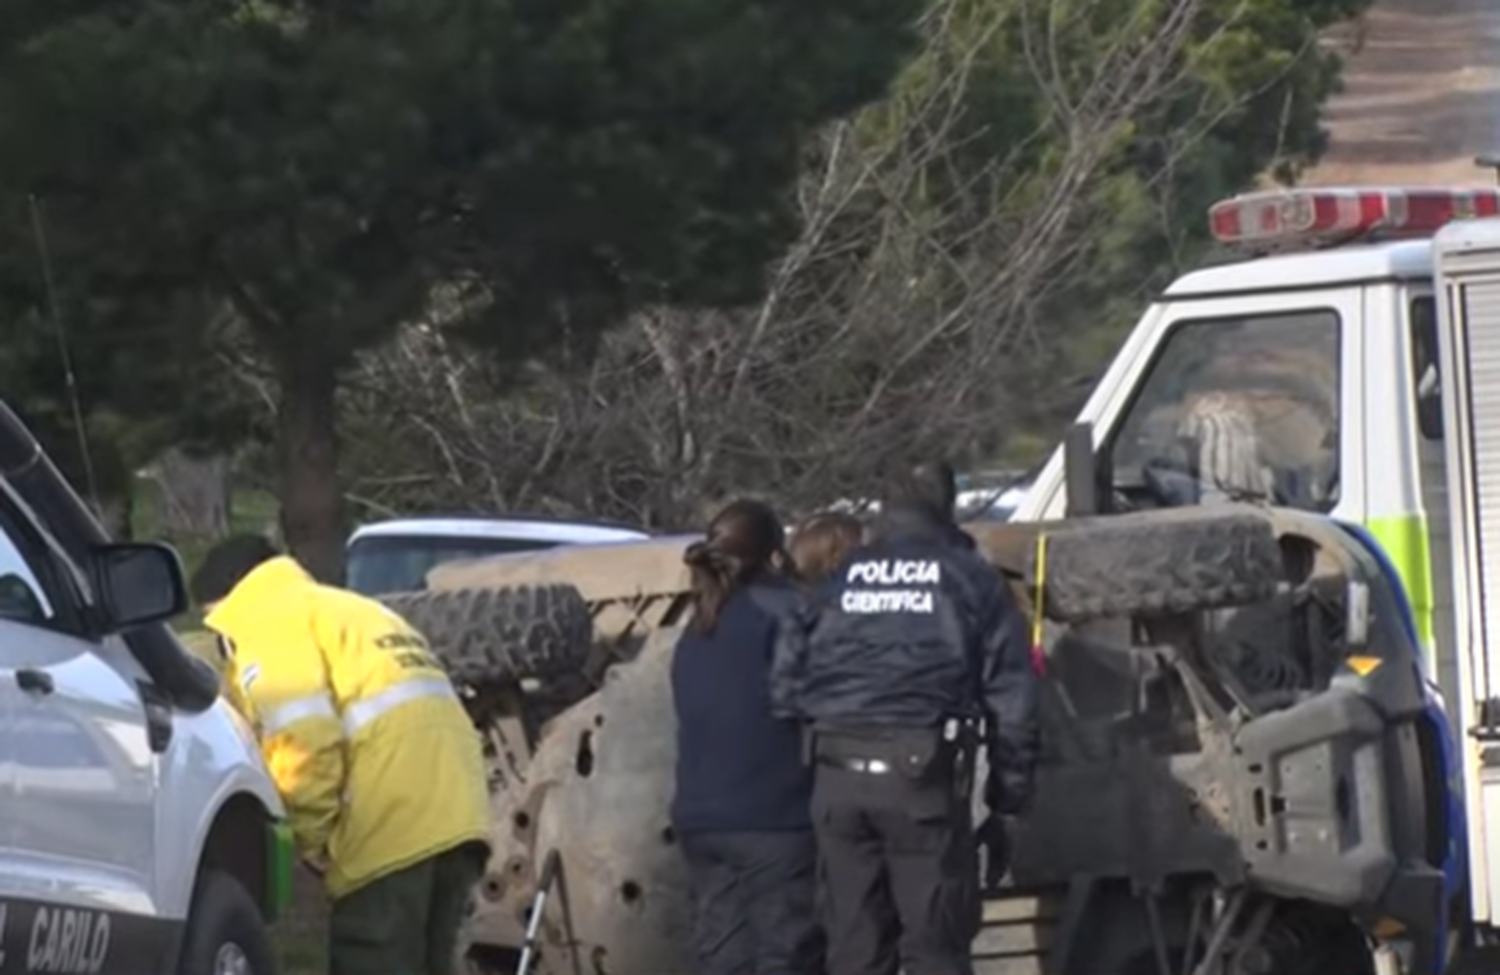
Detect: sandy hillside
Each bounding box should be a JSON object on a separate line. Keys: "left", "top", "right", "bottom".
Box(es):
{"left": 1302, "top": 0, "right": 1500, "bottom": 187}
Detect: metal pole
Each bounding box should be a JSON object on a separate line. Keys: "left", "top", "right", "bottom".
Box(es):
{"left": 1191, "top": 889, "right": 1247, "bottom": 975}
{"left": 516, "top": 849, "right": 563, "bottom": 975}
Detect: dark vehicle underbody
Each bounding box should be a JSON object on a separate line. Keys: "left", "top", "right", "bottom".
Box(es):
{"left": 382, "top": 492, "right": 1455, "bottom": 975}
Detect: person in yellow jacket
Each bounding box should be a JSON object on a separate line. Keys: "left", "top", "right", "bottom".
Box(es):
{"left": 191, "top": 534, "right": 491, "bottom": 975}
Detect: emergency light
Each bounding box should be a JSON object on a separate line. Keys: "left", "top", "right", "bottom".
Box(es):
{"left": 1208, "top": 187, "right": 1500, "bottom": 248}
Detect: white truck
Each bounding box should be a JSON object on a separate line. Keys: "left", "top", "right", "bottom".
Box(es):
{"left": 0, "top": 402, "right": 290, "bottom": 975}
{"left": 1003, "top": 180, "right": 1500, "bottom": 972}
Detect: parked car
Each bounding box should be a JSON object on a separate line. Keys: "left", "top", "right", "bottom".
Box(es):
{"left": 345, "top": 513, "right": 651, "bottom": 595}
{"left": 955, "top": 470, "right": 1034, "bottom": 522}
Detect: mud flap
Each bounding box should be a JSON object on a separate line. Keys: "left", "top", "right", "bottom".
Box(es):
{"left": 1374, "top": 867, "right": 1446, "bottom": 975}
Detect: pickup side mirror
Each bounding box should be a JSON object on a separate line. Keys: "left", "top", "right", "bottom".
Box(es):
{"left": 90, "top": 542, "right": 188, "bottom": 631}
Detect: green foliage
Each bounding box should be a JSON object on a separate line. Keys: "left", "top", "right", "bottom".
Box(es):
{"left": 0, "top": 196, "right": 253, "bottom": 507}
{"left": 685, "top": 0, "right": 1380, "bottom": 484}
{"left": 0, "top": 0, "right": 924, "bottom": 566}
{"left": 1, "top": 0, "right": 923, "bottom": 359}
{"left": 0, "top": 0, "right": 1374, "bottom": 531}
{"left": 932, "top": 0, "right": 1374, "bottom": 436}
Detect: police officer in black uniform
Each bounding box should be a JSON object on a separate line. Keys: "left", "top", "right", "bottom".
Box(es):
{"left": 771, "top": 461, "right": 1039, "bottom": 975}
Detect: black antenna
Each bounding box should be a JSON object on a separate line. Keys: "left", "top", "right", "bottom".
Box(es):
{"left": 27, "top": 194, "right": 101, "bottom": 512}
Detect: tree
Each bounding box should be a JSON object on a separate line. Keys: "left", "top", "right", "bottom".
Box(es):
{"left": 0, "top": 194, "right": 256, "bottom": 537}
{"left": 0, "top": 0, "right": 923, "bottom": 577}
{"left": 338, "top": 0, "right": 1374, "bottom": 527}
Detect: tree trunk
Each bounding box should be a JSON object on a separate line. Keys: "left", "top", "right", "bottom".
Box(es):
{"left": 275, "top": 358, "right": 347, "bottom": 583}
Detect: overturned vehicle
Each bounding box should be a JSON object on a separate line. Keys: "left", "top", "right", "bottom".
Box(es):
{"left": 379, "top": 489, "right": 1460, "bottom": 975}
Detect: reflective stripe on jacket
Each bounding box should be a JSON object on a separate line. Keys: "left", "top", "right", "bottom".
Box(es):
{"left": 206, "top": 557, "right": 491, "bottom": 899}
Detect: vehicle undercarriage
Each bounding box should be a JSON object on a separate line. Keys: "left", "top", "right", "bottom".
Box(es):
{"left": 382, "top": 504, "right": 1452, "bottom": 975}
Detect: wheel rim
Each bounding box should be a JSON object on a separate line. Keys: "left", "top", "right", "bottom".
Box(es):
{"left": 213, "top": 942, "right": 253, "bottom": 975}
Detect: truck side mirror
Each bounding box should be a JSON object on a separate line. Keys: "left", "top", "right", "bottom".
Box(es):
{"left": 90, "top": 542, "right": 188, "bottom": 631}
{"left": 1064, "top": 422, "right": 1111, "bottom": 516}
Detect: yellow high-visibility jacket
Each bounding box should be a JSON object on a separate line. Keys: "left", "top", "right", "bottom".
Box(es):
{"left": 205, "top": 557, "right": 491, "bottom": 899}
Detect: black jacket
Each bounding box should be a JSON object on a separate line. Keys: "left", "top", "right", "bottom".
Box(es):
{"left": 671, "top": 579, "right": 815, "bottom": 833}
{"left": 770, "top": 508, "right": 1039, "bottom": 814}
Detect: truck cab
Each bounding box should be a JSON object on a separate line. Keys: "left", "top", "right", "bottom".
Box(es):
{"left": 1015, "top": 189, "right": 1486, "bottom": 684}
{"left": 1012, "top": 185, "right": 1500, "bottom": 970}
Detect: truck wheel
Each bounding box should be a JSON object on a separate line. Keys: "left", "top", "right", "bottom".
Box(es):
{"left": 381, "top": 584, "right": 594, "bottom": 687}
{"left": 177, "top": 870, "right": 278, "bottom": 975}
{"left": 1038, "top": 506, "right": 1283, "bottom": 623}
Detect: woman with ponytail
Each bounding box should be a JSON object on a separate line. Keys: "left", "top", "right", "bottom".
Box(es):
{"left": 670, "top": 499, "right": 823, "bottom": 975}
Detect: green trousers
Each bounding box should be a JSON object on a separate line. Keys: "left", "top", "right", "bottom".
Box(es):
{"left": 328, "top": 842, "right": 487, "bottom": 975}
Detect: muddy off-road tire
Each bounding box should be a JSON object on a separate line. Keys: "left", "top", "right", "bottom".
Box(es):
{"left": 1036, "top": 507, "right": 1283, "bottom": 623}
{"left": 381, "top": 584, "right": 593, "bottom": 686}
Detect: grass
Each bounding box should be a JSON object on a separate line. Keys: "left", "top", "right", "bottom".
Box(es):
{"left": 279, "top": 874, "right": 330, "bottom": 974}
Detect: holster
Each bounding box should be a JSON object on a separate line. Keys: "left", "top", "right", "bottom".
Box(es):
{"left": 951, "top": 735, "right": 976, "bottom": 804}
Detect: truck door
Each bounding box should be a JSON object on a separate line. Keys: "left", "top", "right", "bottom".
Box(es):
{"left": 0, "top": 494, "right": 160, "bottom": 928}
{"left": 1431, "top": 218, "right": 1500, "bottom": 927}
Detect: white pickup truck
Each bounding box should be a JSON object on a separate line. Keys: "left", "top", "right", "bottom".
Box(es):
{"left": 0, "top": 401, "right": 289, "bottom": 975}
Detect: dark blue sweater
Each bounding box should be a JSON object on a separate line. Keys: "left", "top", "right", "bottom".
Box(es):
{"left": 670, "top": 582, "right": 814, "bottom": 834}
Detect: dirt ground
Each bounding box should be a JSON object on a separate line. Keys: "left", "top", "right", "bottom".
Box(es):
{"left": 1302, "top": 0, "right": 1500, "bottom": 186}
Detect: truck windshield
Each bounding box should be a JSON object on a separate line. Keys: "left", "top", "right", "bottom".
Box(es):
{"left": 1108, "top": 309, "right": 1342, "bottom": 513}
{"left": 345, "top": 534, "right": 558, "bottom": 595}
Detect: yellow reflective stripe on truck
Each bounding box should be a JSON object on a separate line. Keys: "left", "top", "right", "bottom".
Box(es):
{"left": 1365, "top": 513, "right": 1433, "bottom": 646}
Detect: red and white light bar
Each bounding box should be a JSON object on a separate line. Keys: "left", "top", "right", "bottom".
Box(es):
{"left": 1209, "top": 187, "right": 1500, "bottom": 248}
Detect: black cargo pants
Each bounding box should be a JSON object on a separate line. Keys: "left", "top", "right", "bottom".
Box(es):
{"left": 328, "top": 840, "right": 487, "bottom": 975}
{"left": 680, "top": 830, "right": 825, "bottom": 975}
{"left": 811, "top": 733, "right": 980, "bottom": 975}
